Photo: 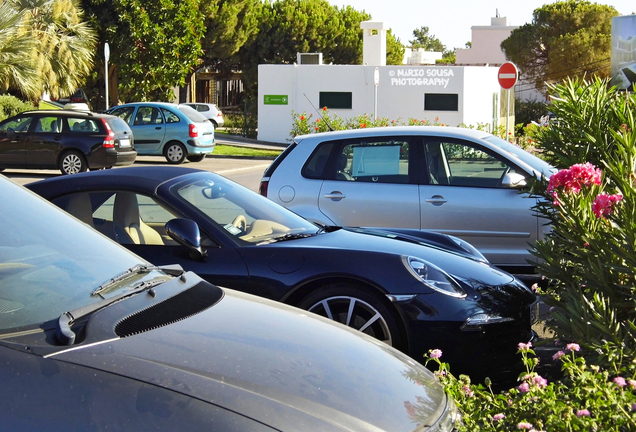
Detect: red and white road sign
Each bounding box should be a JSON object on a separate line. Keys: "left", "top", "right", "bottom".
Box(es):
{"left": 498, "top": 62, "right": 518, "bottom": 89}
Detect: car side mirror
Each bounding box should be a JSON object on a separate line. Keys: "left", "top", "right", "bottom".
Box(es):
{"left": 501, "top": 172, "right": 527, "bottom": 188}
{"left": 165, "top": 218, "right": 207, "bottom": 260}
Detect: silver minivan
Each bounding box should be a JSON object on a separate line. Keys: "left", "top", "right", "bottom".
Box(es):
{"left": 260, "top": 126, "right": 556, "bottom": 274}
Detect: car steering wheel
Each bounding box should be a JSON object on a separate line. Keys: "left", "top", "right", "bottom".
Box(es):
{"left": 232, "top": 214, "right": 247, "bottom": 231}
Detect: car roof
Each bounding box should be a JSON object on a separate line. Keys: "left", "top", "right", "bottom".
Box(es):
{"left": 113, "top": 102, "right": 179, "bottom": 108}
{"left": 16, "top": 109, "right": 113, "bottom": 118}
{"left": 294, "top": 125, "right": 492, "bottom": 142}
{"left": 27, "top": 166, "right": 206, "bottom": 197}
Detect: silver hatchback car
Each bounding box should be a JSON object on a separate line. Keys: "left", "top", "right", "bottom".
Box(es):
{"left": 260, "top": 126, "right": 555, "bottom": 274}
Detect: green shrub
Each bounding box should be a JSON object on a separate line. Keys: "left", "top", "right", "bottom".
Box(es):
{"left": 421, "top": 345, "right": 636, "bottom": 431}
{"left": 0, "top": 95, "right": 35, "bottom": 121}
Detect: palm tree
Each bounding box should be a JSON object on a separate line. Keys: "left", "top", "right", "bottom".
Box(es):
{"left": 9, "top": 0, "right": 97, "bottom": 99}
{"left": 0, "top": 2, "right": 40, "bottom": 98}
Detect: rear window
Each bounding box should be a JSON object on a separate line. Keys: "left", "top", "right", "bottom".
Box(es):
{"left": 67, "top": 117, "right": 101, "bottom": 132}
{"left": 178, "top": 105, "right": 208, "bottom": 123}
{"left": 106, "top": 117, "right": 131, "bottom": 133}
{"left": 263, "top": 142, "right": 297, "bottom": 177}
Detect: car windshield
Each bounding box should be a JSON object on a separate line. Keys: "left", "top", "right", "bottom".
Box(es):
{"left": 482, "top": 135, "right": 556, "bottom": 178}
{"left": 177, "top": 105, "right": 208, "bottom": 123}
{"left": 0, "top": 177, "right": 161, "bottom": 332}
{"left": 173, "top": 174, "right": 320, "bottom": 244}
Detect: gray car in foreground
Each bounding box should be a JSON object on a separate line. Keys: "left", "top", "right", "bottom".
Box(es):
{"left": 260, "top": 126, "right": 556, "bottom": 274}
{"left": 0, "top": 175, "right": 460, "bottom": 431}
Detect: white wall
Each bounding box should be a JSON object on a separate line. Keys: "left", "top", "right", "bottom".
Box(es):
{"left": 258, "top": 64, "right": 501, "bottom": 143}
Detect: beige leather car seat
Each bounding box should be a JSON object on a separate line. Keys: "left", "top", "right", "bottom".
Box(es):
{"left": 66, "top": 193, "right": 94, "bottom": 228}
{"left": 113, "top": 192, "right": 164, "bottom": 245}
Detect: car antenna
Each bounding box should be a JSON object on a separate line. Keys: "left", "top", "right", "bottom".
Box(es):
{"left": 303, "top": 93, "right": 333, "bottom": 131}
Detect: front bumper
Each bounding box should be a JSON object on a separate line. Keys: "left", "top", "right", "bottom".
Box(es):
{"left": 394, "top": 292, "right": 536, "bottom": 378}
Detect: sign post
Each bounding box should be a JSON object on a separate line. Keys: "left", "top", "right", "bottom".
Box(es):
{"left": 104, "top": 43, "right": 110, "bottom": 110}
{"left": 498, "top": 62, "right": 518, "bottom": 141}
{"left": 373, "top": 67, "right": 379, "bottom": 121}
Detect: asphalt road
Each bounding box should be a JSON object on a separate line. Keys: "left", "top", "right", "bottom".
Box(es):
{"left": 3, "top": 154, "right": 275, "bottom": 191}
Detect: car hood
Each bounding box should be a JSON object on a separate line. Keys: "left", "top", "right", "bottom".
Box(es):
{"left": 49, "top": 282, "right": 449, "bottom": 432}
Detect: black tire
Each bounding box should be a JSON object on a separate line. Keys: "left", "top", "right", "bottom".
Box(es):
{"left": 187, "top": 154, "right": 205, "bottom": 163}
{"left": 59, "top": 150, "right": 87, "bottom": 175}
{"left": 211, "top": 120, "right": 218, "bottom": 129}
{"left": 164, "top": 142, "right": 187, "bottom": 164}
{"left": 298, "top": 283, "right": 404, "bottom": 350}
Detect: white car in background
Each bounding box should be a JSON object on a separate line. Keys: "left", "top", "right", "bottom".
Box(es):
{"left": 260, "top": 126, "right": 556, "bottom": 276}
{"left": 181, "top": 103, "right": 224, "bottom": 129}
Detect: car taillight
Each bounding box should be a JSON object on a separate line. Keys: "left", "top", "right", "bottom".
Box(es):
{"left": 101, "top": 118, "right": 115, "bottom": 148}
{"left": 259, "top": 179, "right": 269, "bottom": 197}
{"left": 217, "top": 111, "right": 223, "bottom": 117}
{"left": 189, "top": 124, "right": 198, "bottom": 138}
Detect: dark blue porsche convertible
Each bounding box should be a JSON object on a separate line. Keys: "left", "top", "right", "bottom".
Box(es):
{"left": 28, "top": 166, "right": 538, "bottom": 377}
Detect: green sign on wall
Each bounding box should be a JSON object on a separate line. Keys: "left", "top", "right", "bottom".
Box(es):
{"left": 264, "top": 95, "right": 288, "bottom": 105}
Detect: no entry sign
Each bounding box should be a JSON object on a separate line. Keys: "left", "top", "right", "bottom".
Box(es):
{"left": 498, "top": 62, "right": 518, "bottom": 89}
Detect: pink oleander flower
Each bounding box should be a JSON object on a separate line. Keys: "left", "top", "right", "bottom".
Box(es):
{"left": 547, "top": 163, "right": 602, "bottom": 204}
{"left": 492, "top": 413, "right": 505, "bottom": 421}
{"left": 592, "top": 193, "right": 623, "bottom": 218}
{"left": 577, "top": 409, "right": 590, "bottom": 417}
{"left": 566, "top": 343, "right": 580, "bottom": 352}
{"left": 517, "top": 422, "right": 533, "bottom": 429}
{"left": 632, "top": 403, "right": 636, "bottom": 411}
{"left": 614, "top": 377, "right": 627, "bottom": 387}
{"left": 518, "top": 382, "right": 530, "bottom": 393}
{"left": 629, "top": 380, "right": 636, "bottom": 389}
{"left": 430, "top": 349, "right": 442, "bottom": 359}
{"left": 518, "top": 342, "right": 532, "bottom": 351}
{"left": 553, "top": 350, "right": 566, "bottom": 361}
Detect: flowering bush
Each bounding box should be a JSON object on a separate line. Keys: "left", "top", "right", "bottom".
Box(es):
{"left": 418, "top": 346, "right": 636, "bottom": 431}
{"left": 529, "top": 78, "right": 636, "bottom": 368}
{"left": 289, "top": 109, "right": 504, "bottom": 140}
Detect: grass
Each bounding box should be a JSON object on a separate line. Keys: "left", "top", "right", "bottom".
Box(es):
{"left": 212, "top": 144, "right": 282, "bottom": 158}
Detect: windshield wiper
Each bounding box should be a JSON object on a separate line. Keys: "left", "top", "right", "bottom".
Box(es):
{"left": 91, "top": 264, "right": 184, "bottom": 298}
{"left": 57, "top": 264, "right": 185, "bottom": 346}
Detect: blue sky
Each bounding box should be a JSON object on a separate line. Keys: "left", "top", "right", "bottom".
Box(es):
{"left": 332, "top": 0, "right": 636, "bottom": 51}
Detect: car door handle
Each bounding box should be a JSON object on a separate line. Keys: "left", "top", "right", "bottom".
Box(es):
{"left": 425, "top": 195, "right": 447, "bottom": 206}
{"left": 324, "top": 191, "right": 345, "bottom": 201}
{"left": 155, "top": 127, "right": 162, "bottom": 130}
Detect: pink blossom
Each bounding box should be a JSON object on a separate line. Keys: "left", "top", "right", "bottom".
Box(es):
{"left": 566, "top": 343, "right": 580, "bottom": 352}
{"left": 628, "top": 380, "right": 636, "bottom": 389}
{"left": 518, "top": 382, "right": 530, "bottom": 393}
{"left": 632, "top": 404, "right": 636, "bottom": 411}
{"left": 532, "top": 375, "right": 548, "bottom": 388}
{"left": 614, "top": 377, "right": 627, "bottom": 387}
{"left": 430, "top": 349, "right": 442, "bottom": 359}
{"left": 517, "top": 422, "right": 533, "bottom": 429}
{"left": 592, "top": 193, "right": 623, "bottom": 218}
{"left": 547, "top": 163, "right": 602, "bottom": 204}
{"left": 462, "top": 385, "right": 474, "bottom": 397}
{"left": 492, "top": 413, "right": 505, "bottom": 421}
{"left": 518, "top": 342, "right": 532, "bottom": 351}
{"left": 553, "top": 350, "right": 566, "bottom": 361}
{"left": 577, "top": 409, "right": 590, "bottom": 417}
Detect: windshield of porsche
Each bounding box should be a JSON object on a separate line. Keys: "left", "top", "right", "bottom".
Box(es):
{"left": 175, "top": 175, "right": 320, "bottom": 244}
{"left": 0, "top": 178, "right": 153, "bottom": 332}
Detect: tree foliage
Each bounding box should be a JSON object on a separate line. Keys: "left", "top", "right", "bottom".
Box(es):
{"left": 501, "top": 0, "right": 618, "bottom": 94}
{"left": 0, "top": 3, "right": 40, "bottom": 99}
{"left": 409, "top": 26, "right": 445, "bottom": 52}
{"left": 81, "top": 0, "right": 204, "bottom": 104}
{"left": 199, "top": 0, "right": 261, "bottom": 76}
{"left": 2, "top": 0, "right": 96, "bottom": 101}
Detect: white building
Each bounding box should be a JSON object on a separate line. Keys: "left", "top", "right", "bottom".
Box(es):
{"left": 456, "top": 14, "right": 545, "bottom": 102}
{"left": 258, "top": 21, "right": 507, "bottom": 143}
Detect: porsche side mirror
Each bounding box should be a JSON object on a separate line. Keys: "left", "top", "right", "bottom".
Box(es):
{"left": 165, "top": 218, "right": 207, "bottom": 260}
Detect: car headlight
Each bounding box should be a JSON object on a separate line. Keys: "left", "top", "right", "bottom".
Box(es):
{"left": 461, "top": 312, "right": 514, "bottom": 331}
{"left": 402, "top": 256, "right": 466, "bottom": 298}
